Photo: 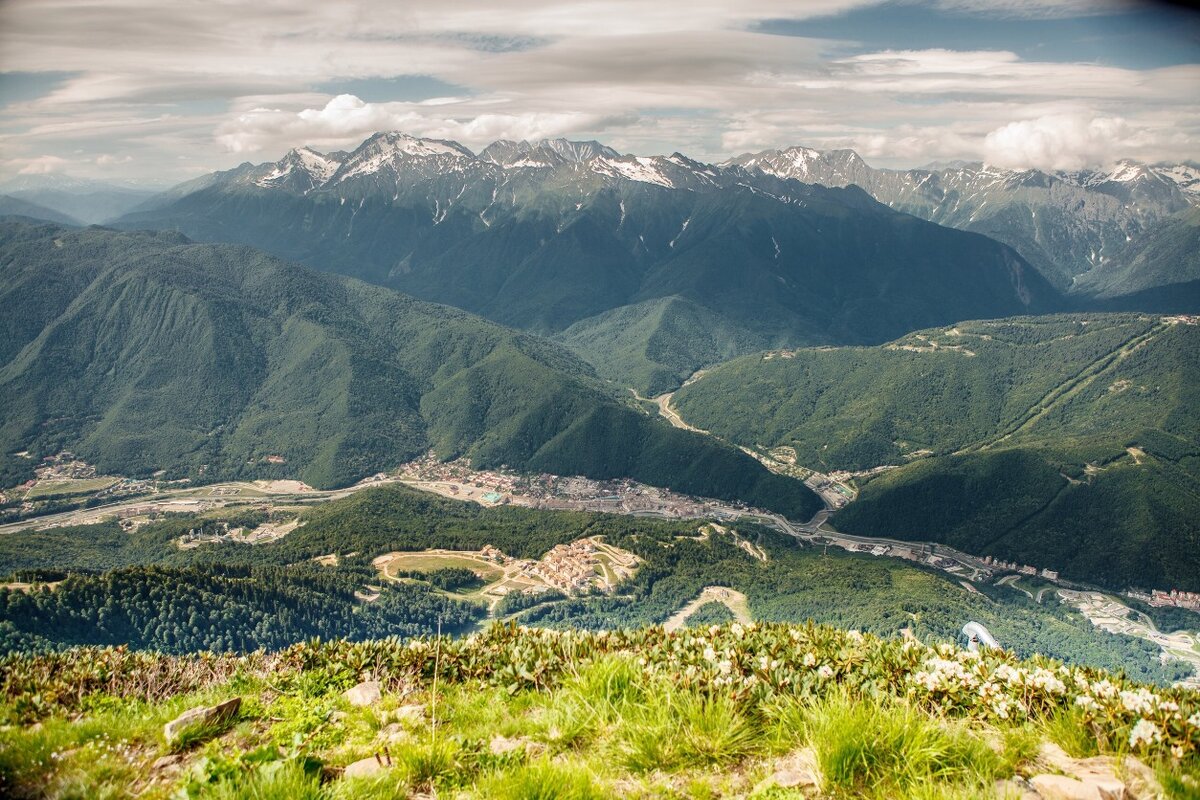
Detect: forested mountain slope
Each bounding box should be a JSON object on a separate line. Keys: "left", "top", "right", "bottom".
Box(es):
{"left": 0, "top": 222, "right": 819, "bottom": 519}
{"left": 1072, "top": 206, "right": 1200, "bottom": 311}
{"left": 116, "top": 133, "right": 1061, "bottom": 393}
{"left": 673, "top": 315, "right": 1200, "bottom": 590}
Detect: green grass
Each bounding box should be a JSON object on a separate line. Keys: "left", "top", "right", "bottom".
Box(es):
{"left": 1, "top": 622, "right": 1198, "bottom": 798}
{"left": 473, "top": 759, "right": 606, "bottom": 800}
{"left": 799, "top": 692, "right": 1004, "bottom": 798}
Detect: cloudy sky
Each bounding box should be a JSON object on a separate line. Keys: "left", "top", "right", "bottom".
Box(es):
{"left": 0, "top": 0, "right": 1197, "bottom": 186}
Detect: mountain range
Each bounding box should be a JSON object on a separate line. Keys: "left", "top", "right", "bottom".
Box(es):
{"left": 728, "top": 147, "right": 1199, "bottom": 291}
{"left": 115, "top": 132, "right": 1066, "bottom": 393}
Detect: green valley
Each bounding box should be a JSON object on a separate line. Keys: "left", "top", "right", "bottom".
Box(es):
{"left": 0, "top": 222, "right": 820, "bottom": 521}
{"left": 673, "top": 314, "right": 1200, "bottom": 591}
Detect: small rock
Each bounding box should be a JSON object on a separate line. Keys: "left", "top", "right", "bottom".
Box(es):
{"left": 1036, "top": 742, "right": 1078, "bottom": 773}
{"left": 1029, "top": 773, "right": 1125, "bottom": 800}
{"left": 772, "top": 769, "right": 813, "bottom": 789}
{"left": 773, "top": 747, "right": 819, "bottom": 788}
{"left": 391, "top": 704, "right": 425, "bottom": 722}
{"left": 343, "top": 754, "right": 390, "bottom": 779}
{"left": 343, "top": 681, "right": 382, "bottom": 707}
{"left": 379, "top": 723, "right": 410, "bottom": 744}
{"left": 151, "top": 754, "right": 183, "bottom": 771}
{"left": 489, "top": 735, "right": 536, "bottom": 756}
{"left": 163, "top": 697, "right": 240, "bottom": 744}
{"left": 1118, "top": 757, "right": 1163, "bottom": 800}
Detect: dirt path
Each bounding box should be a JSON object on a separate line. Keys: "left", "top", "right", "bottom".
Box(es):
{"left": 653, "top": 392, "right": 709, "bottom": 434}
{"left": 663, "top": 586, "right": 752, "bottom": 632}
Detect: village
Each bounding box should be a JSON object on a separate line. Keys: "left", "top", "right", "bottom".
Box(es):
{"left": 394, "top": 452, "right": 748, "bottom": 521}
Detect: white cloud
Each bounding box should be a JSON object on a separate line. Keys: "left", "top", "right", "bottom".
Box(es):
{"left": 0, "top": 0, "right": 1196, "bottom": 181}
{"left": 10, "top": 155, "right": 70, "bottom": 174}
{"left": 214, "top": 94, "right": 631, "bottom": 154}
{"left": 983, "top": 114, "right": 1134, "bottom": 170}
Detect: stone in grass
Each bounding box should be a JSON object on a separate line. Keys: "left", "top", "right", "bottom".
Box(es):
{"left": 391, "top": 704, "right": 425, "bottom": 723}
{"left": 150, "top": 754, "right": 183, "bottom": 771}
{"left": 344, "top": 751, "right": 394, "bottom": 779}
{"left": 1028, "top": 773, "right": 1124, "bottom": 800}
{"left": 163, "top": 698, "right": 241, "bottom": 745}
{"left": 343, "top": 757, "right": 387, "bottom": 779}
{"left": 342, "top": 680, "right": 382, "bottom": 707}
{"left": 751, "top": 747, "right": 819, "bottom": 794}
{"left": 1028, "top": 741, "right": 1161, "bottom": 800}
{"left": 378, "top": 723, "right": 411, "bottom": 744}
{"left": 489, "top": 735, "right": 545, "bottom": 757}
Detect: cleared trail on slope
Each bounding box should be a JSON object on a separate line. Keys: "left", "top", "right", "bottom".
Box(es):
{"left": 960, "top": 322, "right": 1168, "bottom": 454}
{"left": 663, "top": 586, "right": 752, "bottom": 632}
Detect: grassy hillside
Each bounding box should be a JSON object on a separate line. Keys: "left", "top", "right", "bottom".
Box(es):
{"left": 0, "top": 222, "right": 820, "bottom": 519}
{"left": 673, "top": 315, "right": 1200, "bottom": 590}
{"left": 1, "top": 623, "right": 1197, "bottom": 799}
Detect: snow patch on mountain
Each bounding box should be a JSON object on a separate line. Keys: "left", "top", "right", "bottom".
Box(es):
{"left": 591, "top": 156, "right": 675, "bottom": 188}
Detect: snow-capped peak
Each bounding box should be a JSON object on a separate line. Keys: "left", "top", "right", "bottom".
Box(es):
{"left": 480, "top": 138, "right": 620, "bottom": 167}
{"left": 589, "top": 155, "right": 676, "bottom": 188}
{"left": 327, "top": 132, "right": 476, "bottom": 184}
{"left": 290, "top": 147, "right": 341, "bottom": 182}
{"left": 1156, "top": 163, "right": 1200, "bottom": 199}
{"left": 253, "top": 147, "right": 344, "bottom": 189}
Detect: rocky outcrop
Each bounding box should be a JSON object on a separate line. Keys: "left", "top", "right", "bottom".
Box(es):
{"left": 342, "top": 680, "right": 382, "bottom": 707}
{"left": 1023, "top": 743, "right": 1162, "bottom": 800}
{"left": 162, "top": 697, "right": 241, "bottom": 744}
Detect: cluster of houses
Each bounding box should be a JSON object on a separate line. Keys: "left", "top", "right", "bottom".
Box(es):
{"left": 1146, "top": 589, "right": 1200, "bottom": 610}
{"left": 525, "top": 539, "right": 605, "bottom": 595}
{"left": 982, "top": 555, "right": 1058, "bottom": 581}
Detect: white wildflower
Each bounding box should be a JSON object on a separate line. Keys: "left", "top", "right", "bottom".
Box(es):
{"left": 718, "top": 659, "right": 733, "bottom": 675}
{"left": 991, "top": 698, "right": 1014, "bottom": 720}
{"left": 1031, "top": 668, "right": 1066, "bottom": 695}
{"left": 817, "top": 665, "right": 834, "bottom": 680}
{"left": 802, "top": 652, "right": 817, "bottom": 667}
{"left": 993, "top": 664, "right": 1025, "bottom": 687}
{"left": 703, "top": 646, "right": 717, "bottom": 662}
{"left": 730, "top": 623, "right": 745, "bottom": 639}
{"left": 1188, "top": 712, "right": 1200, "bottom": 728}
{"left": 1121, "top": 689, "right": 1157, "bottom": 716}
{"left": 1074, "top": 695, "right": 1098, "bottom": 711}
{"left": 1128, "top": 719, "right": 1162, "bottom": 749}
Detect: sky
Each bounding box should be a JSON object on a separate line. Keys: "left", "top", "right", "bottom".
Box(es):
{"left": 0, "top": 0, "right": 1197, "bottom": 187}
